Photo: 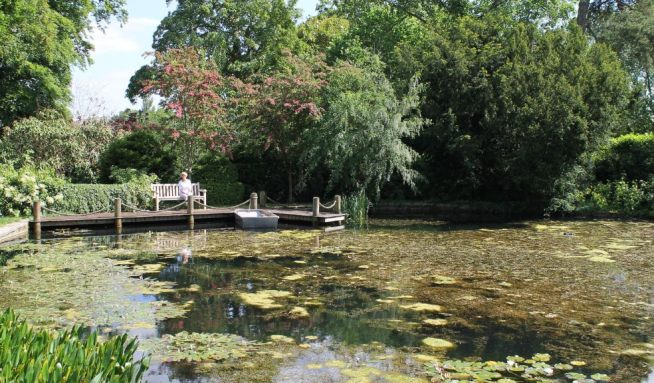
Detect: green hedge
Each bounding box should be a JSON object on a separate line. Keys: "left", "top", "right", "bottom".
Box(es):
{"left": 53, "top": 183, "right": 152, "bottom": 214}
{"left": 595, "top": 133, "right": 654, "bottom": 182}
{"left": 193, "top": 155, "right": 245, "bottom": 206}
{"left": 0, "top": 309, "right": 149, "bottom": 382}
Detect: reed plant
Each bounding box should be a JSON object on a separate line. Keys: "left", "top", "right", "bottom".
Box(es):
{"left": 0, "top": 309, "right": 149, "bottom": 382}
{"left": 342, "top": 190, "right": 370, "bottom": 228}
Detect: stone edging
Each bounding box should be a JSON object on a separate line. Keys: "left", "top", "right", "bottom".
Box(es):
{"left": 0, "top": 220, "right": 29, "bottom": 246}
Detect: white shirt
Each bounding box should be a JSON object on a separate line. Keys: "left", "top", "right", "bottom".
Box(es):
{"left": 178, "top": 179, "right": 193, "bottom": 199}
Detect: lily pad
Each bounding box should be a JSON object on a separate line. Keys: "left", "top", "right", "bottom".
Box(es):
{"left": 422, "top": 337, "right": 455, "bottom": 350}
{"left": 400, "top": 303, "right": 442, "bottom": 312}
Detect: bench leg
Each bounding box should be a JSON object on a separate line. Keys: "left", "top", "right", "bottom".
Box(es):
{"left": 203, "top": 196, "right": 207, "bottom": 210}
{"left": 155, "top": 198, "right": 160, "bottom": 211}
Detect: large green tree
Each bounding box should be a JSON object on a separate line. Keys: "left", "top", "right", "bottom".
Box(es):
{"left": 418, "top": 18, "right": 630, "bottom": 202}
{"left": 0, "top": 0, "right": 126, "bottom": 128}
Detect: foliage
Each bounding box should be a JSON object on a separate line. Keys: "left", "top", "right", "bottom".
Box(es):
{"left": 0, "top": 0, "right": 126, "bottom": 127}
{"left": 192, "top": 155, "right": 245, "bottom": 206}
{"left": 594, "top": 133, "right": 654, "bottom": 182}
{"left": 0, "top": 309, "right": 148, "bottom": 383}
{"left": 54, "top": 183, "right": 153, "bottom": 214}
{"left": 424, "top": 353, "right": 610, "bottom": 382}
{"left": 137, "top": 48, "right": 244, "bottom": 173}
{"left": 239, "top": 51, "right": 328, "bottom": 201}
{"left": 418, "top": 18, "right": 629, "bottom": 202}
{"left": 0, "top": 110, "right": 114, "bottom": 182}
{"left": 109, "top": 167, "right": 159, "bottom": 185}
{"left": 306, "top": 57, "right": 426, "bottom": 198}
{"left": 149, "top": 0, "right": 300, "bottom": 76}
{"left": 0, "top": 165, "right": 65, "bottom": 217}
{"left": 98, "top": 129, "right": 176, "bottom": 183}
{"left": 593, "top": 0, "right": 654, "bottom": 132}
{"left": 341, "top": 190, "right": 370, "bottom": 228}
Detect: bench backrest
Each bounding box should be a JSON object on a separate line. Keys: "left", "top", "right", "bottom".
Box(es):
{"left": 151, "top": 183, "right": 202, "bottom": 198}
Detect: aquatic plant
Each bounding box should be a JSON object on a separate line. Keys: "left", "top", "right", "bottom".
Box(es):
{"left": 0, "top": 309, "right": 149, "bottom": 382}
{"left": 342, "top": 190, "right": 370, "bottom": 228}
{"left": 141, "top": 331, "right": 250, "bottom": 363}
{"left": 424, "top": 353, "right": 611, "bottom": 382}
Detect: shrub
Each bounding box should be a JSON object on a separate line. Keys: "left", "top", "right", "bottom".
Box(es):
{"left": 192, "top": 155, "right": 245, "bottom": 206}
{"left": 99, "top": 129, "right": 176, "bottom": 183}
{"left": 0, "top": 309, "right": 149, "bottom": 382}
{"left": 0, "top": 110, "right": 114, "bottom": 183}
{"left": 587, "top": 179, "right": 653, "bottom": 215}
{"left": 595, "top": 133, "right": 654, "bottom": 182}
{"left": 53, "top": 183, "right": 153, "bottom": 214}
{"left": 0, "top": 165, "right": 65, "bottom": 217}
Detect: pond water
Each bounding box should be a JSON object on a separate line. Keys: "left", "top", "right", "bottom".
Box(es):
{"left": 1, "top": 219, "right": 653, "bottom": 382}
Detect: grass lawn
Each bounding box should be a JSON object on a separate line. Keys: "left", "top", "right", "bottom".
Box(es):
{"left": 0, "top": 216, "right": 25, "bottom": 226}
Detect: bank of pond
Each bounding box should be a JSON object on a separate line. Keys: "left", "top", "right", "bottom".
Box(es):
{"left": 0, "top": 219, "right": 653, "bottom": 382}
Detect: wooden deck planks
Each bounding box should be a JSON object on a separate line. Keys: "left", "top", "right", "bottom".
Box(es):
{"left": 34, "top": 208, "right": 346, "bottom": 231}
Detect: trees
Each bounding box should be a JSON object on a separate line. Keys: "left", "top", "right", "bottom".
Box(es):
{"left": 418, "top": 18, "right": 630, "bottom": 202}
{"left": 306, "top": 57, "right": 426, "bottom": 197}
{"left": 143, "top": 0, "right": 299, "bottom": 75}
{"left": 136, "top": 47, "right": 243, "bottom": 173}
{"left": 238, "top": 52, "right": 327, "bottom": 201}
{"left": 0, "top": 0, "right": 126, "bottom": 128}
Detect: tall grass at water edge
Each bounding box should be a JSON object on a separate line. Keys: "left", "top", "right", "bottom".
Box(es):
{"left": 342, "top": 191, "right": 370, "bottom": 228}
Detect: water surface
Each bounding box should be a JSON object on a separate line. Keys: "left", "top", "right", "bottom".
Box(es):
{"left": 1, "top": 219, "right": 653, "bottom": 382}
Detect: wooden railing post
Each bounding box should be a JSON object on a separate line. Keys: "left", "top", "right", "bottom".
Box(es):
{"left": 312, "top": 197, "right": 320, "bottom": 217}
{"left": 259, "top": 191, "right": 266, "bottom": 208}
{"left": 114, "top": 198, "right": 122, "bottom": 233}
{"left": 32, "top": 200, "right": 41, "bottom": 240}
{"left": 249, "top": 192, "right": 258, "bottom": 210}
{"left": 335, "top": 195, "right": 342, "bottom": 214}
{"left": 312, "top": 197, "right": 320, "bottom": 227}
{"left": 187, "top": 195, "right": 195, "bottom": 229}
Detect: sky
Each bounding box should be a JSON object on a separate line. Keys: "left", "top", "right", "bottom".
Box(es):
{"left": 71, "top": 0, "right": 319, "bottom": 118}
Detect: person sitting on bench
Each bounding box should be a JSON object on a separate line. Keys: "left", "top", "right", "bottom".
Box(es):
{"left": 178, "top": 172, "right": 193, "bottom": 201}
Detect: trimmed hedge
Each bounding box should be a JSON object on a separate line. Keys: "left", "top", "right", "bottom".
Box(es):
{"left": 193, "top": 155, "right": 245, "bottom": 206}
{"left": 595, "top": 133, "right": 654, "bottom": 182}
{"left": 0, "top": 309, "right": 148, "bottom": 382}
{"left": 53, "top": 183, "right": 152, "bottom": 214}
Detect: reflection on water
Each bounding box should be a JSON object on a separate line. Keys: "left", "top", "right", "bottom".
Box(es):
{"left": 1, "top": 220, "right": 653, "bottom": 382}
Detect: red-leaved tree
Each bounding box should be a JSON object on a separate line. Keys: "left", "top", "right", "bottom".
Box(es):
{"left": 240, "top": 51, "right": 328, "bottom": 201}
{"left": 138, "top": 47, "right": 250, "bottom": 174}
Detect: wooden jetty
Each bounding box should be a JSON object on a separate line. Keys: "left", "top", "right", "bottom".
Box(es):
{"left": 29, "top": 193, "right": 346, "bottom": 239}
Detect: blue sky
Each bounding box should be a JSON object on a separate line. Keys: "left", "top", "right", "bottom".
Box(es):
{"left": 71, "top": 0, "right": 319, "bottom": 118}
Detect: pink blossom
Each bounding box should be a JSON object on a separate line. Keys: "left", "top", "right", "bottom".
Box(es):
{"left": 171, "top": 130, "right": 181, "bottom": 139}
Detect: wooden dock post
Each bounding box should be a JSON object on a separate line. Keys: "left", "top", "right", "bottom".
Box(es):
{"left": 335, "top": 195, "right": 342, "bottom": 214}
{"left": 259, "top": 191, "right": 266, "bottom": 208}
{"left": 32, "top": 201, "right": 41, "bottom": 240}
{"left": 312, "top": 197, "right": 320, "bottom": 226}
{"left": 249, "top": 192, "right": 258, "bottom": 209}
{"left": 114, "top": 198, "right": 122, "bottom": 233}
{"left": 187, "top": 195, "right": 195, "bottom": 229}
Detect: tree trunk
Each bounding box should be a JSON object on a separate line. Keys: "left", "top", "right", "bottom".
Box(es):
{"left": 577, "top": 0, "right": 590, "bottom": 31}
{"left": 287, "top": 171, "right": 294, "bottom": 203}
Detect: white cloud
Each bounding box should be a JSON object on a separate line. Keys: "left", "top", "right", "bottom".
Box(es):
{"left": 89, "top": 17, "right": 159, "bottom": 55}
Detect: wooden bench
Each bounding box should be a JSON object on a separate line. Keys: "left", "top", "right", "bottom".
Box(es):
{"left": 151, "top": 183, "right": 207, "bottom": 211}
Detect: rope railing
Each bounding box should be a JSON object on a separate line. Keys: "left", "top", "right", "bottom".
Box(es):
{"left": 264, "top": 196, "right": 311, "bottom": 210}
{"left": 120, "top": 200, "right": 187, "bottom": 213}
{"left": 193, "top": 199, "right": 250, "bottom": 210}
{"left": 41, "top": 205, "right": 111, "bottom": 216}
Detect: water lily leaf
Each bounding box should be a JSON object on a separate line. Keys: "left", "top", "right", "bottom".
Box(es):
{"left": 591, "top": 373, "right": 610, "bottom": 381}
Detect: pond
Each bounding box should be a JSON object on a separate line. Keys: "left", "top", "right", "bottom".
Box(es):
{"left": 1, "top": 219, "right": 653, "bottom": 382}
